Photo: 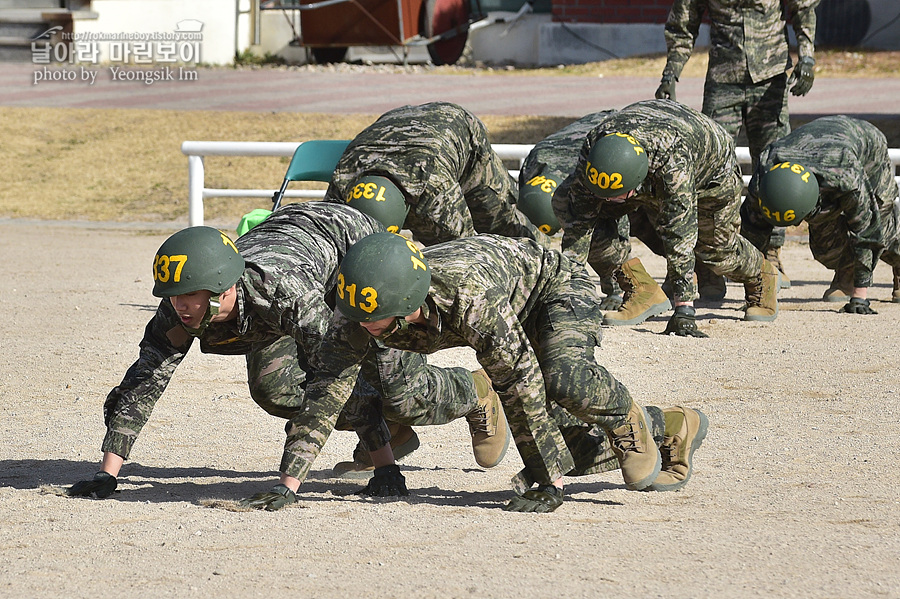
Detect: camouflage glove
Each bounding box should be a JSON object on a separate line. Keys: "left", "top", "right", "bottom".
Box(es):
{"left": 789, "top": 56, "right": 815, "bottom": 96}
{"left": 240, "top": 484, "right": 297, "bottom": 511}
{"left": 664, "top": 305, "right": 708, "bottom": 338}
{"left": 503, "top": 485, "right": 563, "bottom": 513}
{"left": 356, "top": 464, "right": 409, "bottom": 497}
{"left": 67, "top": 471, "right": 117, "bottom": 499}
{"left": 841, "top": 297, "right": 877, "bottom": 315}
{"left": 655, "top": 74, "right": 677, "bottom": 101}
{"left": 599, "top": 294, "right": 623, "bottom": 311}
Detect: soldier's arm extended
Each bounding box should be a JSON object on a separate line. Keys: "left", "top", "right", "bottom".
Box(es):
{"left": 101, "top": 300, "right": 193, "bottom": 462}
{"left": 553, "top": 173, "right": 600, "bottom": 266}
{"left": 838, "top": 187, "right": 885, "bottom": 289}
{"left": 654, "top": 164, "right": 700, "bottom": 303}
{"left": 661, "top": 0, "right": 705, "bottom": 82}
{"left": 786, "top": 0, "right": 818, "bottom": 63}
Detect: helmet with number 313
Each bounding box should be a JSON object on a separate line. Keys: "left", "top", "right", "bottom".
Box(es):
{"left": 585, "top": 132, "right": 649, "bottom": 198}
{"left": 336, "top": 232, "right": 431, "bottom": 322}
{"left": 152, "top": 226, "right": 244, "bottom": 298}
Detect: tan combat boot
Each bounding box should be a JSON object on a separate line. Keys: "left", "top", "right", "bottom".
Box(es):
{"left": 650, "top": 406, "right": 709, "bottom": 492}
{"left": 696, "top": 261, "right": 726, "bottom": 302}
{"left": 332, "top": 423, "right": 421, "bottom": 477}
{"left": 892, "top": 265, "right": 900, "bottom": 303}
{"left": 823, "top": 266, "right": 854, "bottom": 302}
{"left": 744, "top": 259, "right": 780, "bottom": 321}
{"left": 466, "top": 370, "right": 510, "bottom": 468}
{"left": 765, "top": 246, "right": 792, "bottom": 289}
{"left": 607, "top": 401, "right": 661, "bottom": 491}
{"left": 602, "top": 257, "right": 672, "bottom": 326}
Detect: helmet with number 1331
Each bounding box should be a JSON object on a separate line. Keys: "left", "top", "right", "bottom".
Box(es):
{"left": 336, "top": 232, "right": 431, "bottom": 322}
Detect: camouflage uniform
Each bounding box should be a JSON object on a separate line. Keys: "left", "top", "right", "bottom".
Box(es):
{"left": 323, "top": 101, "right": 547, "bottom": 247}
{"left": 281, "top": 235, "right": 666, "bottom": 488}
{"left": 553, "top": 99, "right": 765, "bottom": 303}
{"left": 742, "top": 116, "right": 900, "bottom": 286}
{"left": 523, "top": 111, "right": 665, "bottom": 283}
{"left": 661, "top": 0, "right": 819, "bottom": 249}
{"left": 101, "top": 203, "right": 478, "bottom": 480}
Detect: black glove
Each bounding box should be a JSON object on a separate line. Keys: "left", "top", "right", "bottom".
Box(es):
{"left": 503, "top": 485, "right": 564, "bottom": 513}
{"left": 788, "top": 56, "right": 815, "bottom": 96}
{"left": 841, "top": 297, "right": 877, "bottom": 315}
{"left": 664, "top": 305, "right": 709, "bottom": 338}
{"left": 655, "top": 74, "right": 677, "bottom": 101}
{"left": 67, "top": 471, "right": 117, "bottom": 499}
{"left": 356, "top": 464, "right": 408, "bottom": 497}
{"left": 240, "top": 484, "right": 297, "bottom": 511}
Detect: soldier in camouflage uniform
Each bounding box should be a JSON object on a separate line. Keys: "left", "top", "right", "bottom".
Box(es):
{"left": 256, "top": 232, "right": 709, "bottom": 514}
{"left": 519, "top": 110, "right": 675, "bottom": 312}
{"left": 553, "top": 99, "right": 781, "bottom": 337}
{"left": 66, "top": 203, "right": 504, "bottom": 504}
{"left": 322, "top": 101, "right": 549, "bottom": 247}
{"left": 656, "top": 0, "right": 820, "bottom": 290}
{"left": 742, "top": 115, "right": 900, "bottom": 312}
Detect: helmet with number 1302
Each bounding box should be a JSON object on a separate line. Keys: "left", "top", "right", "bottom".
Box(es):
{"left": 584, "top": 132, "right": 649, "bottom": 198}
{"left": 336, "top": 232, "right": 431, "bottom": 322}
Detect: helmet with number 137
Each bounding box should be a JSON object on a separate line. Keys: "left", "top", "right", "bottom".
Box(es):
{"left": 336, "top": 232, "right": 431, "bottom": 322}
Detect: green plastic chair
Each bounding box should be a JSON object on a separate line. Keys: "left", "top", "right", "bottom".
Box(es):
{"left": 237, "top": 139, "right": 351, "bottom": 236}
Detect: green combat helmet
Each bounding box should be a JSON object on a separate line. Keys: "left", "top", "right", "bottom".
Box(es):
{"left": 518, "top": 172, "right": 562, "bottom": 235}
{"left": 152, "top": 226, "right": 244, "bottom": 298}
{"left": 346, "top": 174, "right": 410, "bottom": 233}
{"left": 756, "top": 161, "right": 820, "bottom": 226}
{"left": 584, "top": 132, "right": 649, "bottom": 198}
{"left": 336, "top": 232, "right": 431, "bottom": 322}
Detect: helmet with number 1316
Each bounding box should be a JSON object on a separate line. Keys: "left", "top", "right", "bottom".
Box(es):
{"left": 756, "top": 162, "right": 820, "bottom": 226}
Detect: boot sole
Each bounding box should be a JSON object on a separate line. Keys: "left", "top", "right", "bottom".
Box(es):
{"left": 624, "top": 406, "right": 663, "bottom": 491}
{"left": 603, "top": 299, "right": 672, "bottom": 327}
{"left": 649, "top": 410, "right": 709, "bottom": 492}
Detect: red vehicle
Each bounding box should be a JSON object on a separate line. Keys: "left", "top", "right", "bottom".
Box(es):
{"left": 262, "top": 0, "right": 484, "bottom": 66}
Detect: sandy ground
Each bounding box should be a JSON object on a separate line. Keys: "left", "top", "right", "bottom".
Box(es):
{"left": 1, "top": 219, "right": 899, "bottom": 598}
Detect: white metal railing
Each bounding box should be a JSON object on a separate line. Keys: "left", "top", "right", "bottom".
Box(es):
{"left": 181, "top": 141, "right": 900, "bottom": 227}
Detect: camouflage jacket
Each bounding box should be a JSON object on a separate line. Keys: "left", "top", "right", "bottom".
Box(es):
{"left": 519, "top": 111, "right": 617, "bottom": 185}
{"left": 663, "top": 0, "right": 819, "bottom": 84}
{"left": 102, "top": 203, "right": 383, "bottom": 462}
{"left": 323, "top": 101, "right": 516, "bottom": 245}
{"left": 281, "top": 235, "right": 597, "bottom": 484}
{"left": 747, "top": 116, "right": 900, "bottom": 287}
{"left": 553, "top": 100, "right": 740, "bottom": 299}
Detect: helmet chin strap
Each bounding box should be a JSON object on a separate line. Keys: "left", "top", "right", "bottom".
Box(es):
{"left": 183, "top": 294, "right": 221, "bottom": 337}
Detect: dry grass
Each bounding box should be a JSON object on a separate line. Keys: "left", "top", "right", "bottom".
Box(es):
{"left": 2, "top": 49, "right": 898, "bottom": 224}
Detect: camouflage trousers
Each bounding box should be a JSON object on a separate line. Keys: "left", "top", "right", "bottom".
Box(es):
{"left": 807, "top": 197, "right": 900, "bottom": 280}
{"left": 587, "top": 169, "right": 764, "bottom": 301}
{"left": 507, "top": 267, "right": 655, "bottom": 485}
{"left": 703, "top": 74, "right": 791, "bottom": 250}
{"left": 246, "top": 335, "right": 478, "bottom": 452}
